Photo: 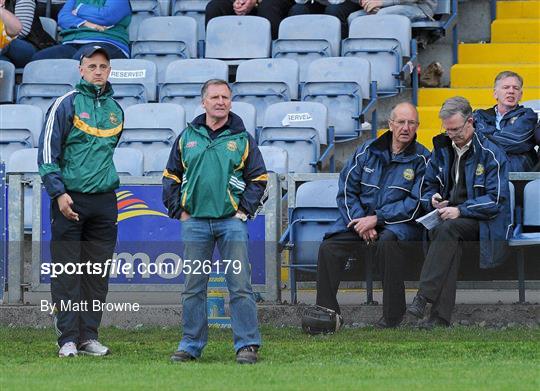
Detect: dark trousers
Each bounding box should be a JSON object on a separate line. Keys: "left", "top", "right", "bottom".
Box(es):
{"left": 316, "top": 229, "right": 412, "bottom": 322}
{"left": 288, "top": 1, "right": 361, "bottom": 38}
{"left": 50, "top": 191, "right": 118, "bottom": 346}
{"left": 32, "top": 42, "right": 127, "bottom": 62}
{"left": 418, "top": 218, "right": 479, "bottom": 323}
{"left": 205, "top": 0, "right": 294, "bottom": 39}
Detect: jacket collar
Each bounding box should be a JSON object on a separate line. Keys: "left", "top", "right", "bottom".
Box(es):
{"left": 370, "top": 130, "right": 418, "bottom": 158}
{"left": 477, "top": 104, "right": 525, "bottom": 120}
{"left": 191, "top": 111, "right": 246, "bottom": 135}
{"left": 76, "top": 78, "right": 114, "bottom": 99}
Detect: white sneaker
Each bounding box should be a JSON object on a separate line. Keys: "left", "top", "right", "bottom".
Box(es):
{"left": 58, "top": 342, "right": 78, "bottom": 358}
{"left": 78, "top": 340, "right": 110, "bottom": 356}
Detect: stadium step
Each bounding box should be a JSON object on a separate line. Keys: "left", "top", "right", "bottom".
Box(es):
{"left": 496, "top": 1, "right": 540, "bottom": 19}
{"left": 491, "top": 19, "right": 540, "bottom": 43}
{"left": 418, "top": 88, "right": 540, "bottom": 107}
{"left": 450, "top": 64, "right": 540, "bottom": 87}
{"left": 458, "top": 43, "right": 540, "bottom": 64}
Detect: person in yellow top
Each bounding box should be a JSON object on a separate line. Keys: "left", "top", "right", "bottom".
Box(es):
{"left": 0, "top": 0, "right": 21, "bottom": 49}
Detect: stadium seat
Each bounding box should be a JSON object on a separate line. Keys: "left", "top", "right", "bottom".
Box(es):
{"left": 113, "top": 147, "right": 144, "bottom": 176}
{"left": 120, "top": 104, "right": 185, "bottom": 164}
{"left": 17, "top": 59, "right": 80, "bottom": 115}
{"left": 144, "top": 147, "right": 170, "bottom": 176}
{"left": 301, "top": 57, "right": 377, "bottom": 141}
{"left": 129, "top": 0, "right": 163, "bottom": 42}
{"left": 109, "top": 59, "right": 158, "bottom": 110}
{"left": 522, "top": 99, "right": 540, "bottom": 115}
{"left": 509, "top": 179, "right": 540, "bottom": 303}
{"left": 232, "top": 58, "right": 299, "bottom": 126}
{"left": 259, "top": 146, "right": 288, "bottom": 176}
{"left": 192, "top": 101, "right": 257, "bottom": 138}
{"left": 205, "top": 16, "right": 271, "bottom": 64}
{"left": 0, "top": 105, "right": 43, "bottom": 164}
{"left": 39, "top": 16, "right": 57, "bottom": 39}
{"left": 343, "top": 15, "right": 412, "bottom": 97}
{"left": 171, "top": 0, "right": 210, "bottom": 40}
{"left": 0, "top": 60, "right": 15, "bottom": 103}
{"left": 273, "top": 15, "right": 341, "bottom": 82}
{"left": 159, "top": 59, "right": 228, "bottom": 121}
{"left": 132, "top": 16, "right": 198, "bottom": 83}
{"left": 259, "top": 101, "right": 332, "bottom": 173}
{"left": 280, "top": 179, "right": 340, "bottom": 303}
{"left": 411, "top": 0, "right": 458, "bottom": 63}
{"left": 6, "top": 148, "right": 39, "bottom": 232}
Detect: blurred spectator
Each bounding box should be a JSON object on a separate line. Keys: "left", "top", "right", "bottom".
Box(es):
{"left": 0, "top": 0, "right": 22, "bottom": 49}
{"left": 36, "top": 0, "right": 67, "bottom": 20}
{"left": 474, "top": 71, "right": 539, "bottom": 172}
{"left": 206, "top": 0, "right": 294, "bottom": 39}
{"left": 289, "top": 1, "right": 361, "bottom": 38}
{"left": 349, "top": 0, "right": 437, "bottom": 21}
{"left": 31, "top": 0, "right": 131, "bottom": 61}
{"left": 0, "top": 0, "right": 57, "bottom": 68}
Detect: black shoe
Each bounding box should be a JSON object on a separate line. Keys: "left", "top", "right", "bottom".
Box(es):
{"left": 170, "top": 350, "right": 196, "bottom": 362}
{"left": 236, "top": 345, "right": 258, "bottom": 364}
{"left": 375, "top": 316, "right": 403, "bottom": 329}
{"left": 407, "top": 295, "right": 427, "bottom": 318}
{"left": 418, "top": 315, "right": 450, "bottom": 330}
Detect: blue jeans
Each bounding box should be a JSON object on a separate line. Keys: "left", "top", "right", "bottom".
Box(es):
{"left": 0, "top": 39, "right": 37, "bottom": 68}
{"left": 348, "top": 5, "right": 431, "bottom": 25}
{"left": 178, "top": 217, "right": 261, "bottom": 357}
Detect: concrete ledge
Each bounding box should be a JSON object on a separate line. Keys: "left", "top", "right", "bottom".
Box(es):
{"left": 2, "top": 303, "right": 539, "bottom": 328}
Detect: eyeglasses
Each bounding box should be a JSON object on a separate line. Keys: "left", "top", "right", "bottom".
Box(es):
{"left": 390, "top": 119, "right": 419, "bottom": 128}
{"left": 442, "top": 116, "right": 471, "bottom": 135}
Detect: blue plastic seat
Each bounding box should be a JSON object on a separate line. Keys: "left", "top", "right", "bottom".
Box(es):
{"left": 17, "top": 59, "right": 80, "bottom": 114}
{"left": 132, "top": 16, "right": 198, "bottom": 83}
{"left": 272, "top": 15, "right": 341, "bottom": 82}
{"left": 232, "top": 58, "right": 299, "bottom": 127}
{"left": 509, "top": 179, "right": 540, "bottom": 303}
{"left": 159, "top": 59, "right": 228, "bottom": 121}
{"left": 109, "top": 59, "right": 158, "bottom": 110}
{"left": 119, "top": 103, "right": 185, "bottom": 164}
{"left": 205, "top": 16, "right": 271, "bottom": 64}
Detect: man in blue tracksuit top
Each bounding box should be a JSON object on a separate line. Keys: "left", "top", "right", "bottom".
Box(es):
{"left": 408, "top": 96, "right": 512, "bottom": 328}
{"left": 316, "top": 102, "right": 430, "bottom": 329}
{"left": 473, "top": 71, "right": 538, "bottom": 172}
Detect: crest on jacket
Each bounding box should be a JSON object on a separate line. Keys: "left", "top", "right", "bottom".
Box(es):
{"left": 475, "top": 164, "right": 485, "bottom": 176}
{"left": 109, "top": 112, "right": 119, "bottom": 125}
{"left": 403, "top": 168, "right": 415, "bottom": 181}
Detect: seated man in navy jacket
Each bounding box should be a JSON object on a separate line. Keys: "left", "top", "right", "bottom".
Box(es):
{"left": 408, "top": 96, "right": 511, "bottom": 328}
{"left": 473, "top": 71, "right": 538, "bottom": 172}
{"left": 315, "top": 102, "right": 430, "bottom": 329}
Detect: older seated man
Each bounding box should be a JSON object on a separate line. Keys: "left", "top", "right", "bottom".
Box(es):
{"left": 408, "top": 96, "right": 511, "bottom": 329}
{"left": 473, "top": 71, "right": 539, "bottom": 172}
{"left": 307, "top": 102, "right": 430, "bottom": 330}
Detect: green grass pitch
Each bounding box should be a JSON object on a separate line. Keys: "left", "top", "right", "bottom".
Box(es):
{"left": 1, "top": 326, "right": 538, "bottom": 390}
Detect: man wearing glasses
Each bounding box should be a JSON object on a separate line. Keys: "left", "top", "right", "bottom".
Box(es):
{"left": 408, "top": 96, "right": 511, "bottom": 328}
{"left": 304, "top": 102, "right": 430, "bottom": 331}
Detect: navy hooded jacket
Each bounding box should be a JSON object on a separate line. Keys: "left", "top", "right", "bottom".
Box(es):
{"left": 326, "top": 131, "right": 430, "bottom": 241}
{"left": 420, "top": 132, "right": 512, "bottom": 269}
{"left": 473, "top": 105, "right": 538, "bottom": 172}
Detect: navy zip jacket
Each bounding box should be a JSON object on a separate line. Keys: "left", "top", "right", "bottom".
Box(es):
{"left": 326, "top": 131, "right": 430, "bottom": 241}
{"left": 473, "top": 105, "right": 538, "bottom": 172}
{"left": 420, "top": 132, "right": 512, "bottom": 269}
